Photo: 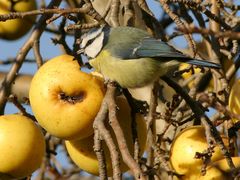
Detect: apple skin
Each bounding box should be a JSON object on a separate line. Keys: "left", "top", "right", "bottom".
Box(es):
{"left": 65, "top": 96, "right": 147, "bottom": 176}
{"left": 0, "top": 114, "right": 45, "bottom": 179}
{"left": 170, "top": 126, "right": 229, "bottom": 176}
{"left": 183, "top": 157, "right": 240, "bottom": 180}
{"left": 229, "top": 79, "right": 240, "bottom": 123}
{"left": 0, "top": 0, "right": 37, "bottom": 40}
{"left": 29, "top": 54, "right": 105, "bottom": 140}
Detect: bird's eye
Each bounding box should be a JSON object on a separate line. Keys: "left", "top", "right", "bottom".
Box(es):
{"left": 86, "top": 38, "right": 95, "bottom": 46}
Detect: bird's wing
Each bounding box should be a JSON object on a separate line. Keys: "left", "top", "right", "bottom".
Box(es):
{"left": 132, "top": 37, "right": 190, "bottom": 59}
{"left": 106, "top": 34, "right": 190, "bottom": 60}
{"left": 131, "top": 37, "right": 221, "bottom": 68}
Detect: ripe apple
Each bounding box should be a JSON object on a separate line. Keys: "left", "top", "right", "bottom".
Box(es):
{"left": 29, "top": 54, "right": 105, "bottom": 140}
{"left": 183, "top": 157, "right": 240, "bottom": 180}
{"left": 0, "top": 114, "right": 45, "bottom": 179}
{"left": 229, "top": 79, "right": 240, "bottom": 123}
{"left": 65, "top": 96, "right": 147, "bottom": 176}
{"left": 0, "top": 0, "right": 37, "bottom": 40}
{"left": 170, "top": 126, "right": 230, "bottom": 176}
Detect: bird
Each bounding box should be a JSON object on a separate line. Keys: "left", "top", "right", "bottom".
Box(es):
{"left": 79, "top": 26, "right": 221, "bottom": 88}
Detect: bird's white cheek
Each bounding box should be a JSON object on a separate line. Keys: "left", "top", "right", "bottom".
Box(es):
{"left": 84, "top": 32, "right": 104, "bottom": 58}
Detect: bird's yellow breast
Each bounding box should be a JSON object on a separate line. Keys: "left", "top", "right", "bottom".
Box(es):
{"left": 89, "top": 50, "right": 176, "bottom": 88}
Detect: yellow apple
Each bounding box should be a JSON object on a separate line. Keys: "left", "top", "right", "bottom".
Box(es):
{"left": 229, "top": 79, "right": 240, "bottom": 123}
{"left": 29, "top": 54, "right": 105, "bottom": 140}
{"left": 65, "top": 96, "right": 147, "bottom": 176}
{"left": 183, "top": 157, "right": 240, "bottom": 180}
{"left": 0, "top": 0, "right": 37, "bottom": 40}
{"left": 0, "top": 114, "right": 45, "bottom": 179}
{"left": 170, "top": 126, "right": 229, "bottom": 176}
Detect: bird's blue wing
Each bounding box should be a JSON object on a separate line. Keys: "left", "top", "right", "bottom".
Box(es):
{"left": 132, "top": 38, "right": 220, "bottom": 68}
{"left": 105, "top": 29, "right": 190, "bottom": 60}
{"left": 132, "top": 37, "right": 189, "bottom": 59}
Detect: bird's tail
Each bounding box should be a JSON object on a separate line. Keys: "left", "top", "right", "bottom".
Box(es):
{"left": 186, "top": 59, "right": 221, "bottom": 69}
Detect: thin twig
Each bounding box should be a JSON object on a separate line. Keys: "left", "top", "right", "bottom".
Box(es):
{"left": 93, "top": 130, "right": 108, "bottom": 179}
{"left": 159, "top": 0, "right": 197, "bottom": 57}
{"left": 0, "top": 5, "right": 92, "bottom": 21}
{"left": 107, "top": 83, "right": 145, "bottom": 179}
{"left": 33, "top": 40, "right": 43, "bottom": 68}
{"left": 8, "top": 94, "right": 36, "bottom": 121}
{"left": 146, "top": 81, "right": 159, "bottom": 168}
{"left": 93, "top": 83, "right": 121, "bottom": 180}
{"left": 178, "top": 26, "right": 240, "bottom": 39}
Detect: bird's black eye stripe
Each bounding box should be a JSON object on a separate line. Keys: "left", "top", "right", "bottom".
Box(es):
{"left": 86, "top": 38, "right": 95, "bottom": 46}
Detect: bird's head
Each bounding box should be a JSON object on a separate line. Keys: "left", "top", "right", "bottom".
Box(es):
{"left": 78, "top": 26, "right": 109, "bottom": 58}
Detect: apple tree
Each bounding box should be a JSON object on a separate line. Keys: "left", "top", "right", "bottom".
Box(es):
{"left": 0, "top": 0, "right": 240, "bottom": 179}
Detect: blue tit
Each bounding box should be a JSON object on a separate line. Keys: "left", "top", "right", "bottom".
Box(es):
{"left": 79, "top": 26, "right": 220, "bottom": 88}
